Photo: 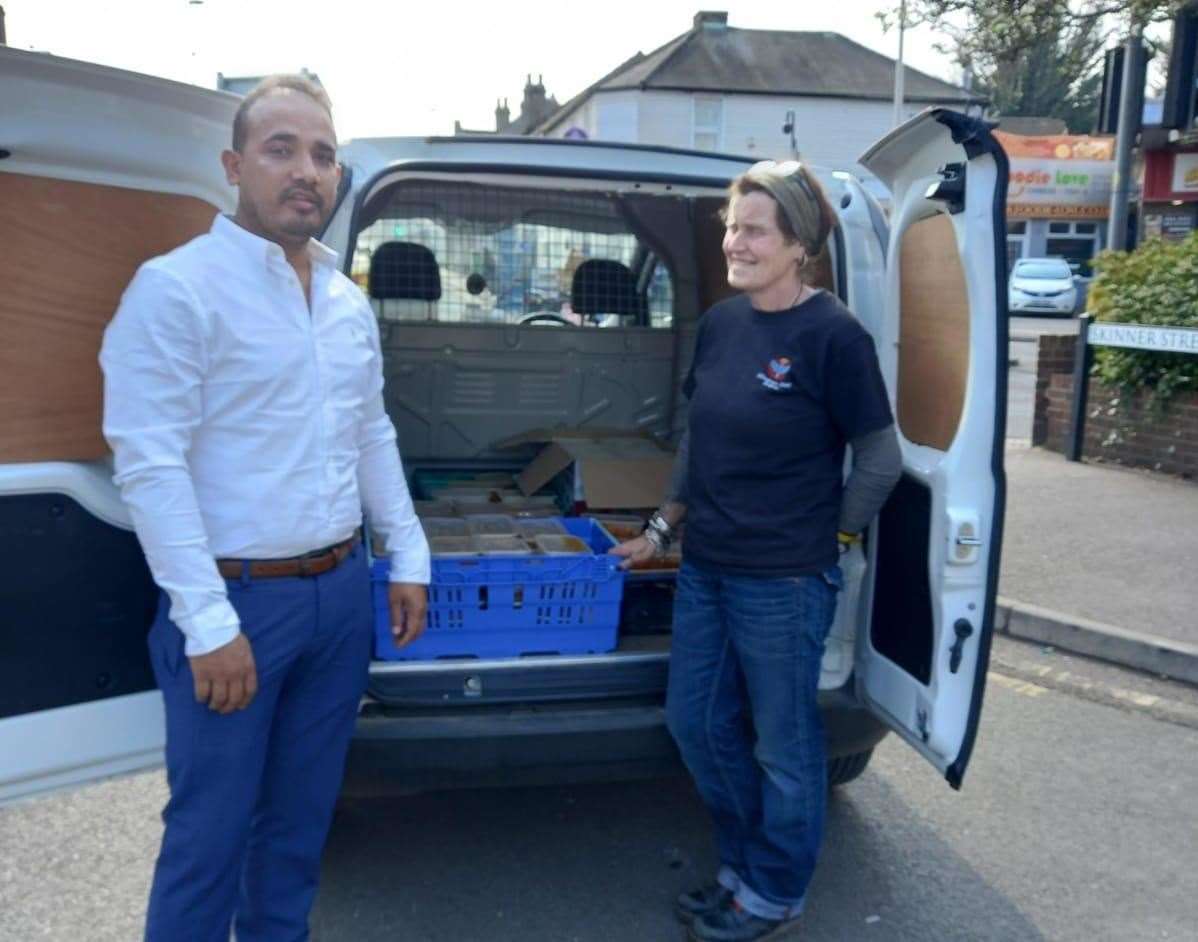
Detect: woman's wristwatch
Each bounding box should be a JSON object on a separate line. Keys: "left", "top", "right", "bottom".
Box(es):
{"left": 642, "top": 511, "right": 675, "bottom": 556}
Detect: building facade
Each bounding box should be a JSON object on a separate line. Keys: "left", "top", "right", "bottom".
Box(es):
{"left": 530, "top": 11, "right": 983, "bottom": 183}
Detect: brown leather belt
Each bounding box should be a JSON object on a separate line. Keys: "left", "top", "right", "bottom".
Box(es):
{"left": 216, "top": 530, "right": 360, "bottom": 580}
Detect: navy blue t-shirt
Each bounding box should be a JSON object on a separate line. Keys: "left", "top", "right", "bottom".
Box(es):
{"left": 682, "top": 291, "right": 893, "bottom": 576}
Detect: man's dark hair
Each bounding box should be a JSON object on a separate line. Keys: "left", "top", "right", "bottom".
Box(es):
{"left": 231, "top": 74, "right": 333, "bottom": 152}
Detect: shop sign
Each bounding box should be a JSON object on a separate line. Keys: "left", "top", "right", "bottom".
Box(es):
{"left": 1144, "top": 211, "right": 1197, "bottom": 241}
{"left": 1172, "top": 153, "right": 1198, "bottom": 194}
{"left": 996, "top": 132, "right": 1115, "bottom": 218}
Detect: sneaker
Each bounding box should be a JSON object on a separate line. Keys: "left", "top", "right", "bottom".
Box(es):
{"left": 688, "top": 898, "right": 800, "bottom": 941}
{"left": 674, "top": 881, "right": 735, "bottom": 925}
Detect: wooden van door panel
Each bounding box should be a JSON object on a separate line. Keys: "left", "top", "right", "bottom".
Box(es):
{"left": 0, "top": 46, "right": 236, "bottom": 801}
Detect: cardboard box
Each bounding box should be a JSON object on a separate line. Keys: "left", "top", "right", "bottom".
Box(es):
{"left": 494, "top": 427, "right": 676, "bottom": 511}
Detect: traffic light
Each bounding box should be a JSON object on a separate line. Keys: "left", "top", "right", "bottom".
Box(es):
{"left": 1097, "top": 42, "right": 1148, "bottom": 135}
{"left": 1162, "top": 7, "right": 1198, "bottom": 130}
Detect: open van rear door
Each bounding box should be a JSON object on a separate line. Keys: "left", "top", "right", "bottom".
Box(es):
{"left": 0, "top": 48, "right": 236, "bottom": 803}
{"left": 857, "top": 110, "right": 1008, "bottom": 789}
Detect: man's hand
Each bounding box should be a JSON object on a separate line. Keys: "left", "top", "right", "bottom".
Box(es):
{"left": 608, "top": 535, "right": 659, "bottom": 571}
{"left": 190, "top": 634, "right": 257, "bottom": 715}
{"left": 389, "top": 582, "right": 428, "bottom": 648}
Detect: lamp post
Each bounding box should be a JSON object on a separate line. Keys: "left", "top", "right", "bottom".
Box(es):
{"left": 893, "top": 0, "right": 907, "bottom": 128}
{"left": 1107, "top": 21, "right": 1146, "bottom": 252}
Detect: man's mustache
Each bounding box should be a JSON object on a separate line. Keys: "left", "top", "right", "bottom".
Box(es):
{"left": 281, "top": 187, "right": 323, "bottom": 207}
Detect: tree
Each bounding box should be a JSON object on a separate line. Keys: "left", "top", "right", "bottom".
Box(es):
{"left": 878, "top": 1, "right": 1187, "bottom": 132}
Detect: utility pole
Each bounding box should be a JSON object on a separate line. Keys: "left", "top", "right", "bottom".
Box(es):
{"left": 1, "top": 5, "right": 7, "bottom": 45}
{"left": 892, "top": 0, "right": 907, "bottom": 127}
{"left": 1107, "top": 21, "right": 1146, "bottom": 252}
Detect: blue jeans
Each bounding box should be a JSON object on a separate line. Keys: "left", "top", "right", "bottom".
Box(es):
{"left": 666, "top": 559, "right": 841, "bottom": 921}
{"left": 144, "top": 543, "right": 373, "bottom": 942}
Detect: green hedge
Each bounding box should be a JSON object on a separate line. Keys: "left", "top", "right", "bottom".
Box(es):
{"left": 1086, "top": 232, "right": 1198, "bottom": 406}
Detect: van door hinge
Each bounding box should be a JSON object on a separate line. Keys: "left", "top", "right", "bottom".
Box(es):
{"left": 924, "top": 162, "right": 966, "bottom": 214}
{"left": 949, "top": 619, "right": 974, "bottom": 673}
{"left": 916, "top": 707, "right": 930, "bottom": 742}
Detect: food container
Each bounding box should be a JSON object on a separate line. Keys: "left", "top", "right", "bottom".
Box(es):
{"left": 498, "top": 493, "right": 561, "bottom": 511}
{"left": 473, "top": 534, "right": 532, "bottom": 555}
{"left": 515, "top": 518, "right": 567, "bottom": 538}
{"left": 372, "top": 518, "right": 623, "bottom": 660}
{"left": 465, "top": 514, "right": 517, "bottom": 536}
{"left": 420, "top": 516, "right": 470, "bottom": 539}
{"left": 533, "top": 534, "right": 591, "bottom": 556}
{"left": 428, "top": 535, "right": 476, "bottom": 557}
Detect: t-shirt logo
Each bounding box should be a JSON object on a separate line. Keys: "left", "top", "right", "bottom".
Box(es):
{"left": 757, "top": 356, "right": 794, "bottom": 391}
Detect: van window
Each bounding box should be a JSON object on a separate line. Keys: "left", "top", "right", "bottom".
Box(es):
{"left": 351, "top": 181, "right": 674, "bottom": 328}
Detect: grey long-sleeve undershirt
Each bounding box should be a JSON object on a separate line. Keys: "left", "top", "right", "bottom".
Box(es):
{"left": 664, "top": 422, "right": 902, "bottom": 536}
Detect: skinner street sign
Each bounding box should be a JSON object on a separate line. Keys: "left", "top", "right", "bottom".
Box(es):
{"left": 1087, "top": 323, "right": 1198, "bottom": 353}
{"left": 1066, "top": 317, "right": 1198, "bottom": 461}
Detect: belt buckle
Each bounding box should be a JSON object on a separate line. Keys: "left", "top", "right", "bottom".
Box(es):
{"left": 297, "top": 553, "right": 321, "bottom": 578}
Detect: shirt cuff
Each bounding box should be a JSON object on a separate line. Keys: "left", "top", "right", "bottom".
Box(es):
{"left": 178, "top": 600, "right": 242, "bottom": 657}
{"left": 388, "top": 546, "right": 431, "bottom": 585}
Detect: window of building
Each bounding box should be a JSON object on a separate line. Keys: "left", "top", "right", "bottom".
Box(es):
{"left": 1006, "top": 220, "right": 1028, "bottom": 275}
{"left": 1042, "top": 220, "right": 1104, "bottom": 276}
{"left": 693, "top": 96, "right": 723, "bottom": 151}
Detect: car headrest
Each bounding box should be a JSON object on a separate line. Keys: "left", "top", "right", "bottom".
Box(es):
{"left": 570, "top": 259, "right": 646, "bottom": 319}
{"left": 368, "top": 241, "right": 442, "bottom": 301}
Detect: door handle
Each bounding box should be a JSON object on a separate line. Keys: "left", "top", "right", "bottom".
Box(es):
{"left": 949, "top": 619, "right": 974, "bottom": 673}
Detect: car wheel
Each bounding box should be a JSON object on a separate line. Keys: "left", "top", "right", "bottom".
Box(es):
{"left": 827, "top": 748, "right": 874, "bottom": 788}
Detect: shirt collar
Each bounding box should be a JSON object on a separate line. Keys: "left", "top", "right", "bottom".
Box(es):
{"left": 211, "top": 213, "right": 340, "bottom": 271}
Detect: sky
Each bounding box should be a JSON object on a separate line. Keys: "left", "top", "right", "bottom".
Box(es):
{"left": 3, "top": 0, "right": 963, "bottom": 140}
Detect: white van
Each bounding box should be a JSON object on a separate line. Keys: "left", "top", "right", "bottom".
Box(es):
{"left": 0, "top": 48, "right": 1009, "bottom": 803}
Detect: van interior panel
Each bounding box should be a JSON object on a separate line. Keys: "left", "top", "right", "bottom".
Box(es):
{"left": 896, "top": 212, "right": 970, "bottom": 452}
{"left": 869, "top": 475, "right": 935, "bottom": 684}
{"left": 0, "top": 493, "right": 157, "bottom": 718}
{"left": 0, "top": 173, "right": 217, "bottom": 463}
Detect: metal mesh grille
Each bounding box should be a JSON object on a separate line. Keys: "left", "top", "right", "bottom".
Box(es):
{"left": 350, "top": 180, "right": 674, "bottom": 328}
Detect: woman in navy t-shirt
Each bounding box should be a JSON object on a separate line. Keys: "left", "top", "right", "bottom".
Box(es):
{"left": 612, "top": 161, "right": 901, "bottom": 942}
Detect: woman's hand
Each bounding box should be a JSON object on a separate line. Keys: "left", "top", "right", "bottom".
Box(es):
{"left": 608, "top": 535, "right": 660, "bottom": 571}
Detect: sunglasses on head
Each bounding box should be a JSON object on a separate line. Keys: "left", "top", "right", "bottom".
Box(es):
{"left": 747, "top": 160, "right": 826, "bottom": 249}
{"left": 749, "top": 159, "right": 820, "bottom": 205}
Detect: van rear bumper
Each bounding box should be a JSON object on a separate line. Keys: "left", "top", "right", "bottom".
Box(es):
{"left": 343, "top": 688, "right": 889, "bottom": 793}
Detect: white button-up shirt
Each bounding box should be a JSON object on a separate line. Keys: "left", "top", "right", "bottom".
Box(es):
{"left": 100, "top": 214, "right": 429, "bottom": 657}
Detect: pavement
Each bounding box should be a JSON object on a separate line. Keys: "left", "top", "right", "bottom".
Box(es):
{"left": 998, "top": 318, "right": 1197, "bottom": 684}
{"left": 998, "top": 445, "right": 1198, "bottom": 683}
{"left": 5, "top": 637, "right": 1198, "bottom": 941}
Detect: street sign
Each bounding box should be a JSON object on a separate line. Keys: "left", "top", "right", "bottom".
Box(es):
{"left": 1067, "top": 316, "right": 1198, "bottom": 461}
{"left": 1088, "top": 323, "right": 1198, "bottom": 353}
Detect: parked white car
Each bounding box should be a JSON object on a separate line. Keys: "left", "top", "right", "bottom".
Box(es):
{"left": 1, "top": 46, "right": 1009, "bottom": 803}
{"left": 1008, "top": 257, "right": 1079, "bottom": 316}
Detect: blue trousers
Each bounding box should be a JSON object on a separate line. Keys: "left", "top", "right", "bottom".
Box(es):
{"left": 665, "top": 560, "right": 841, "bottom": 921}
{"left": 144, "top": 544, "right": 373, "bottom": 942}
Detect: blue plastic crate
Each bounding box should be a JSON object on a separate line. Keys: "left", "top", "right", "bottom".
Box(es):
{"left": 372, "top": 518, "right": 624, "bottom": 660}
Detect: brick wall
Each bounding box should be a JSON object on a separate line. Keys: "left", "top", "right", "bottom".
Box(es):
{"left": 1034, "top": 334, "right": 1198, "bottom": 477}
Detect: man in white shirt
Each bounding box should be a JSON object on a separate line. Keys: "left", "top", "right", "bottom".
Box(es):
{"left": 100, "top": 74, "right": 429, "bottom": 941}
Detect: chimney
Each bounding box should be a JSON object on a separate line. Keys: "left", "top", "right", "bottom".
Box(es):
{"left": 495, "top": 98, "right": 511, "bottom": 132}
{"left": 523, "top": 75, "right": 547, "bottom": 122}
{"left": 694, "top": 10, "right": 727, "bottom": 31}
{"left": 1, "top": 5, "right": 7, "bottom": 45}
